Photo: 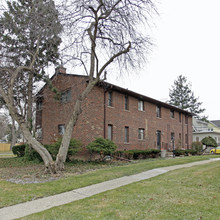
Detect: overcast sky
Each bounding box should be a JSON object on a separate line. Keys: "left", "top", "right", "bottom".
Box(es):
{"left": 107, "top": 0, "right": 220, "bottom": 120}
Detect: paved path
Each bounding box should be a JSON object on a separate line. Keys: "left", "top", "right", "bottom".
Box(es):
{"left": 1, "top": 158, "right": 220, "bottom": 220}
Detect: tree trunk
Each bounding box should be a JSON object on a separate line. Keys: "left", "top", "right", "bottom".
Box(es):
{"left": 20, "top": 122, "right": 56, "bottom": 173}
{"left": 55, "top": 79, "right": 99, "bottom": 170}
{"left": 10, "top": 117, "right": 17, "bottom": 150}
{"left": 6, "top": 99, "right": 57, "bottom": 173}
{"left": 27, "top": 71, "right": 33, "bottom": 131}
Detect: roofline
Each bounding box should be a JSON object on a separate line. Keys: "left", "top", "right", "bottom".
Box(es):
{"left": 98, "top": 81, "right": 193, "bottom": 116}
{"left": 37, "top": 73, "right": 193, "bottom": 116}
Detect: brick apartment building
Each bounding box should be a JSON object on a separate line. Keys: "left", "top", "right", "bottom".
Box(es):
{"left": 36, "top": 67, "right": 193, "bottom": 152}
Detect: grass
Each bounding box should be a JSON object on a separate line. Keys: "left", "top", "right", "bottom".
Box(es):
{"left": 20, "top": 160, "right": 220, "bottom": 220}
{"left": 0, "top": 155, "right": 220, "bottom": 208}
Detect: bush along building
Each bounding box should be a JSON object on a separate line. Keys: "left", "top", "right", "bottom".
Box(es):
{"left": 36, "top": 67, "right": 193, "bottom": 155}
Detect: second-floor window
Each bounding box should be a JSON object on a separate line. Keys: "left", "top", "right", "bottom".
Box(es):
{"left": 179, "top": 112, "right": 182, "bottom": 122}
{"left": 125, "top": 95, "right": 129, "bottom": 110}
{"left": 61, "top": 89, "right": 71, "bottom": 103}
{"left": 170, "top": 109, "right": 174, "bottom": 118}
{"left": 108, "top": 91, "right": 113, "bottom": 107}
{"left": 138, "top": 100, "right": 144, "bottom": 111}
{"left": 185, "top": 115, "right": 188, "bottom": 124}
{"left": 36, "top": 100, "right": 43, "bottom": 111}
{"left": 156, "top": 105, "right": 161, "bottom": 118}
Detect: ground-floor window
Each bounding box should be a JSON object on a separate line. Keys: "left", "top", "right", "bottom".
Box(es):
{"left": 156, "top": 130, "right": 161, "bottom": 150}
{"left": 36, "top": 127, "right": 42, "bottom": 139}
{"left": 58, "top": 124, "right": 65, "bottom": 135}
{"left": 108, "top": 124, "right": 113, "bottom": 140}
{"left": 138, "top": 128, "right": 145, "bottom": 140}
{"left": 125, "top": 126, "right": 129, "bottom": 143}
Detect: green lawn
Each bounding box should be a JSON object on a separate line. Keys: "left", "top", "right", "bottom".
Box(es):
{"left": 0, "top": 155, "right": 219, "bottom": 209}
{"left": 21, "top": 160, "right": 220, "bottom": 220}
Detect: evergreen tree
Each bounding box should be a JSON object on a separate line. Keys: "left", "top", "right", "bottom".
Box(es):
{"left": 0, "top": 0, "right": 62, "bottom": 173}
{"left": 1, "top": 0, "right": 62, "bottom": 74}
{"left": 0, "top": 0, "right": 62, "bottom": 130}
{"left": 169, "top": 75, "right": 206, "bottom": 119}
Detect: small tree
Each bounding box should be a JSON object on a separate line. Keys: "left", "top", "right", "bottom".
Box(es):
{"left": 169, "top": 75, "right": 206, "bottom": 119}
{"left": 201, "top": 136, "right": 217, "bottom": 152}
{"left": 192, "top": 141, "right": 203, "bottom": 153}
{"left": 86, "top": 138, "right": 117, "bottom": 161}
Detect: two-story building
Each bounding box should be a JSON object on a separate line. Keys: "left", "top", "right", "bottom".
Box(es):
{"left": 36, "top": 67, "right": 193, "bottom": 152}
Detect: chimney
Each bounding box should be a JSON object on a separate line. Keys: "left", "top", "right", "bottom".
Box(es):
{"left": 55, "top": 66, "right": 66, "bottom": 74}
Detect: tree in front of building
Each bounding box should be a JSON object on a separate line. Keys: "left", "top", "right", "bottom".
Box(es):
{"left": 0, "top": 0, "right": 62, "bottom": 173}
{"left": 55, "top": 0, "right": 158, "bottom": 171}
{"left": 169, "top": 75, "right": 206, "bottom": 120}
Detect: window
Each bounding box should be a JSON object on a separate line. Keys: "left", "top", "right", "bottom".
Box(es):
{"left": 36, "top": 128, "right": 42, "bottom": 139}
{"left": 36, "top": 100, "right": 43, "bottom": 111}
{"left": 196, "top": 137, "right": 199, "bottom": 142}
{"left": 108, "top": 91, "right": 113, "bottom": 106}
{"left": 125, "top": 126, "right": 129, "bottom": 143}
{"left": 185, "top": 134, "right": 188, "bottom": 145}
{"left": 170, "top": 110, "right": 174, "bottom": 118}
{"left": 179, "top": 112, "right": 182, "bottom": 122}
{"left": 179, "top": 133, "right": 182, "bottom": 144}
{"left": 138, "top": 128, "right": 145, "bottom": 140}
{"left": 125, "top": 95, "right": 129, "bottom": 110}
{"left": 138, "top": 100, "right": 144, "bottom": 111}
{"left": 171, "top": 132, "right": 175, "bottom": 142}
{"left": 108, "top": 124, "right": 113, "bottom": 140}
{"left": 156, "top": 130, "right": 161, "bottom": 150}
{"left": 58, "top": 124, "right": 65, "bottom": 135}
{"left": 185, "top": 115, "right": 188, "bottom": 124}
{"left": 156, "top": 105, "right": 161, "bottom": 118}
{"left": 61, "top": 89, "right": 71, "bottom": 103}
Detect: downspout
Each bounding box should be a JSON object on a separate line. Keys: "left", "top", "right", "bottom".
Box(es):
{"left": 182, "top": 113, "right": 184, "bottom": 149}
{"left": 187, "top": 116, "right": 189, "bottom": 149}
{"left": 104, "top": 89, "right": 107, "bottom": 138}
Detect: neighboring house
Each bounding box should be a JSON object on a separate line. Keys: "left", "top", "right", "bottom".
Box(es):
{"left": 36, "top": 67, "right": 193, "bottom": 152}
{"left": 210, "top": 120, "right": 220, "bottom": 129}
{"left": 193, "top": 118, "right": 220, "bottom": 146}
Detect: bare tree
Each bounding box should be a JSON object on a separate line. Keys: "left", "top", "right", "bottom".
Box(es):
{"left": 55, "top": 0, "right": 157, "bottom": 170}
{"left": 1, "top": 0, "right": 157, "bottom": 173}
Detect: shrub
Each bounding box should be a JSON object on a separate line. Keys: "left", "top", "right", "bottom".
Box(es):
{"left": 185, "top": 149, "right": 198, "bottom": 156}
{"left": 12, "top": 144, "right": 26, "bottom": 157}
{"left": 46, "top": 138, "right": 82, "bottom": 161}
{"left": 24, "top": 145, "right": 43, "bottom": 162}
{"left": 115, "top": 149, "right": 161, "bottom": 160}
{"left": 174, "top": 149, "right": 185, "bottom": 156}
{"left": 192, "top": 141, "right": 203, "bottom": 154}
{"left": 86, "top": 138, "right": 117, "bottom": 161}
{"left": 23, "top": 138, "right": 82, "bottom": 162}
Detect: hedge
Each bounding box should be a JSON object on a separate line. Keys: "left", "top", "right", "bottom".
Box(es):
{"left": 12, "top": 144, "right": 26, "bottom": 157}
{"left": 114, "top": 149, "right": 161, "bottom": 160}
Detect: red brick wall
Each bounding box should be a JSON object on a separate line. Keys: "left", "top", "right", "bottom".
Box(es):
{"left": 104, "top": 91, "right": 192, "bottom": 150}
{"left": 36, "top": 74, "right": 192, "bottom": 151}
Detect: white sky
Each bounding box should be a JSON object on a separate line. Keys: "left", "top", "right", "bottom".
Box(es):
{"left": 108, "top": 0, "right": 220, "bottom": 120}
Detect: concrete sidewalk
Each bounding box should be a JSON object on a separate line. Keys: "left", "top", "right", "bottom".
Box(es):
{"left": 1, "top": 158, "right": 220, "bottom": 220}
